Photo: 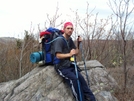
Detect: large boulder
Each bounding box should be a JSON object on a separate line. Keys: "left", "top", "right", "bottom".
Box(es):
{"left": 0, "top": 60, "right": 118, "bottom": 101}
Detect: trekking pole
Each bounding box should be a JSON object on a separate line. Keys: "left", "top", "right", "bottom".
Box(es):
{"left": 78, "top": 37, "right": 90, "bottom": 86}
{"left": 73, "top": 55, "right": 83, "bottom": 101}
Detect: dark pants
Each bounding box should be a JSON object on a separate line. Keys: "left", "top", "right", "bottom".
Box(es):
{"left": 55, "top": 64, "right": 96, "bottom": 101}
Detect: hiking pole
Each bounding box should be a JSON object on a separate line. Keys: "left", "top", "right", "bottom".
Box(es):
{"left": 78, "top": 37, "right": 90, "bottom": 86}
{"left": 72, "top": 55, "right": 83, "bottom": 101}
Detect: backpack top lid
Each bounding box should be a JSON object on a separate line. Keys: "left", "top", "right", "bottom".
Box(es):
{"left": 40, "top": 27, "right": 64, "bottom": 38}
{"left": 40, "top": 31, "right": 51, "bottom": 38}
{"left": 46, "top": 27, "right": 59, "bottom": 33}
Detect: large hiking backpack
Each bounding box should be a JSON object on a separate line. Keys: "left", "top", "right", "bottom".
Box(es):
{"left": 39, "top": 27, "right": 65, "bottom": 65}
{"left": 30, "top": 27, "right": 68, "bottom": 65}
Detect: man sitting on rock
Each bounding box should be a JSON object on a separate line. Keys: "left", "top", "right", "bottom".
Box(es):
{"left": 52, "top": 22, "right": 96, "bottom": 101}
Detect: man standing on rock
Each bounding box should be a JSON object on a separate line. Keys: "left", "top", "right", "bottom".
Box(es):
{"left": 52, "top": 22, "right": 96, "bottom": 101}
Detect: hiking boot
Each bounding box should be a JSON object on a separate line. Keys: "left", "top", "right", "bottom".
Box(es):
{"left": 85, "top": 97, "right": 90, "bottom": 101}
{"left": 84, "top": 95, "right": 91, "bottom": 101}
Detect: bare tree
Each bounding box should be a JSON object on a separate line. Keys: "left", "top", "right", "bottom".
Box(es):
{"left": 46, "top": 2, "right": 64, "bottom": 28}
{"left": 72, "top": 2, "right": 113, "bottom": 63}
{"left": 108, "top": 0, "right": 134, "bottom": 92}
{"left": 15, "top": 29, "right": 37, "bottom": 78}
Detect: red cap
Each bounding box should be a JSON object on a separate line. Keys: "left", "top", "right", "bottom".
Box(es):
{"left": 63, "top": 22, "right": 73, "bottom": 29}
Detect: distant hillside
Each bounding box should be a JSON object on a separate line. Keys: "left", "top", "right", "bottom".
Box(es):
{"left": 0, "top": 37, "right": 16, "bottom": 45}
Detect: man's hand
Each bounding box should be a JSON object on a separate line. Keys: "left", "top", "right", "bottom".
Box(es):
{"left": 70, "top": 49, "right": 78, "bottom": 56}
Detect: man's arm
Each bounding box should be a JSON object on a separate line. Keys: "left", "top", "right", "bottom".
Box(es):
{"left": 55, "top": 36, "right": 82, "bottom": 59}
{"left": 56, "top": 53, "right": 71, "bottom": 59}
{"left": 56, "top": 49, "right": 77, "bottom": 59}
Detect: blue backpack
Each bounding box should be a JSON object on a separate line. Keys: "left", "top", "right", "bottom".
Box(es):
{"left": 40, "top": 27, "right": 66, "bottom": 65}
{"left": 30, "top": 27, "right": 68, "bottom": 65}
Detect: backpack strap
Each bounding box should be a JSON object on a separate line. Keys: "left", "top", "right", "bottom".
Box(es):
{"left": 46, "top": 36, "right": 69, "bottom": 47}
{"left": 45, "top": 36, "right": 65, "bottom": 44}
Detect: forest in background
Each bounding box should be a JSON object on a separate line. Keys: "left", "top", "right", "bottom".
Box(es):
{"left": 0, "top": 0, "right": 134, "bottom": 101}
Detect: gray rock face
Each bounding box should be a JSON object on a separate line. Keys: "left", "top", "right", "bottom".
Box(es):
{"left": 0, "top": 60, "right": 118, "bottom": 101}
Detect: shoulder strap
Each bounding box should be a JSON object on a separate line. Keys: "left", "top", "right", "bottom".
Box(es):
{"left": 45, "top": 37, "right": 63, "bottom": 44}
{"left": 45, "top": 36, "right": 69, "bottom": 48}
{"left": 59, "top": 36, "right": 69, "bottom": 49}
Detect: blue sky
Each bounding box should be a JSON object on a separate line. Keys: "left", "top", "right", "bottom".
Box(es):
{"left": 0, "top": 0, "right": 113, "bottom": 38}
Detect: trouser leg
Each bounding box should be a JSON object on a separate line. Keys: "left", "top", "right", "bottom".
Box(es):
{"left": 77, "top": 71, "right": 96, "bottom": 101}
{"left": 57, "top": 67, "right": 85, "bottom": 101}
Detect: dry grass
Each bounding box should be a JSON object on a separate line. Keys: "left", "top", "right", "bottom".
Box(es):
{"left": 107, "top": 66, "right": 134, "bottom": 101}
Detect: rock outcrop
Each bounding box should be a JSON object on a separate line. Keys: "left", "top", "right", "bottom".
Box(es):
{"left": 0, "top": 60, "right": 119, "bottom": 101}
